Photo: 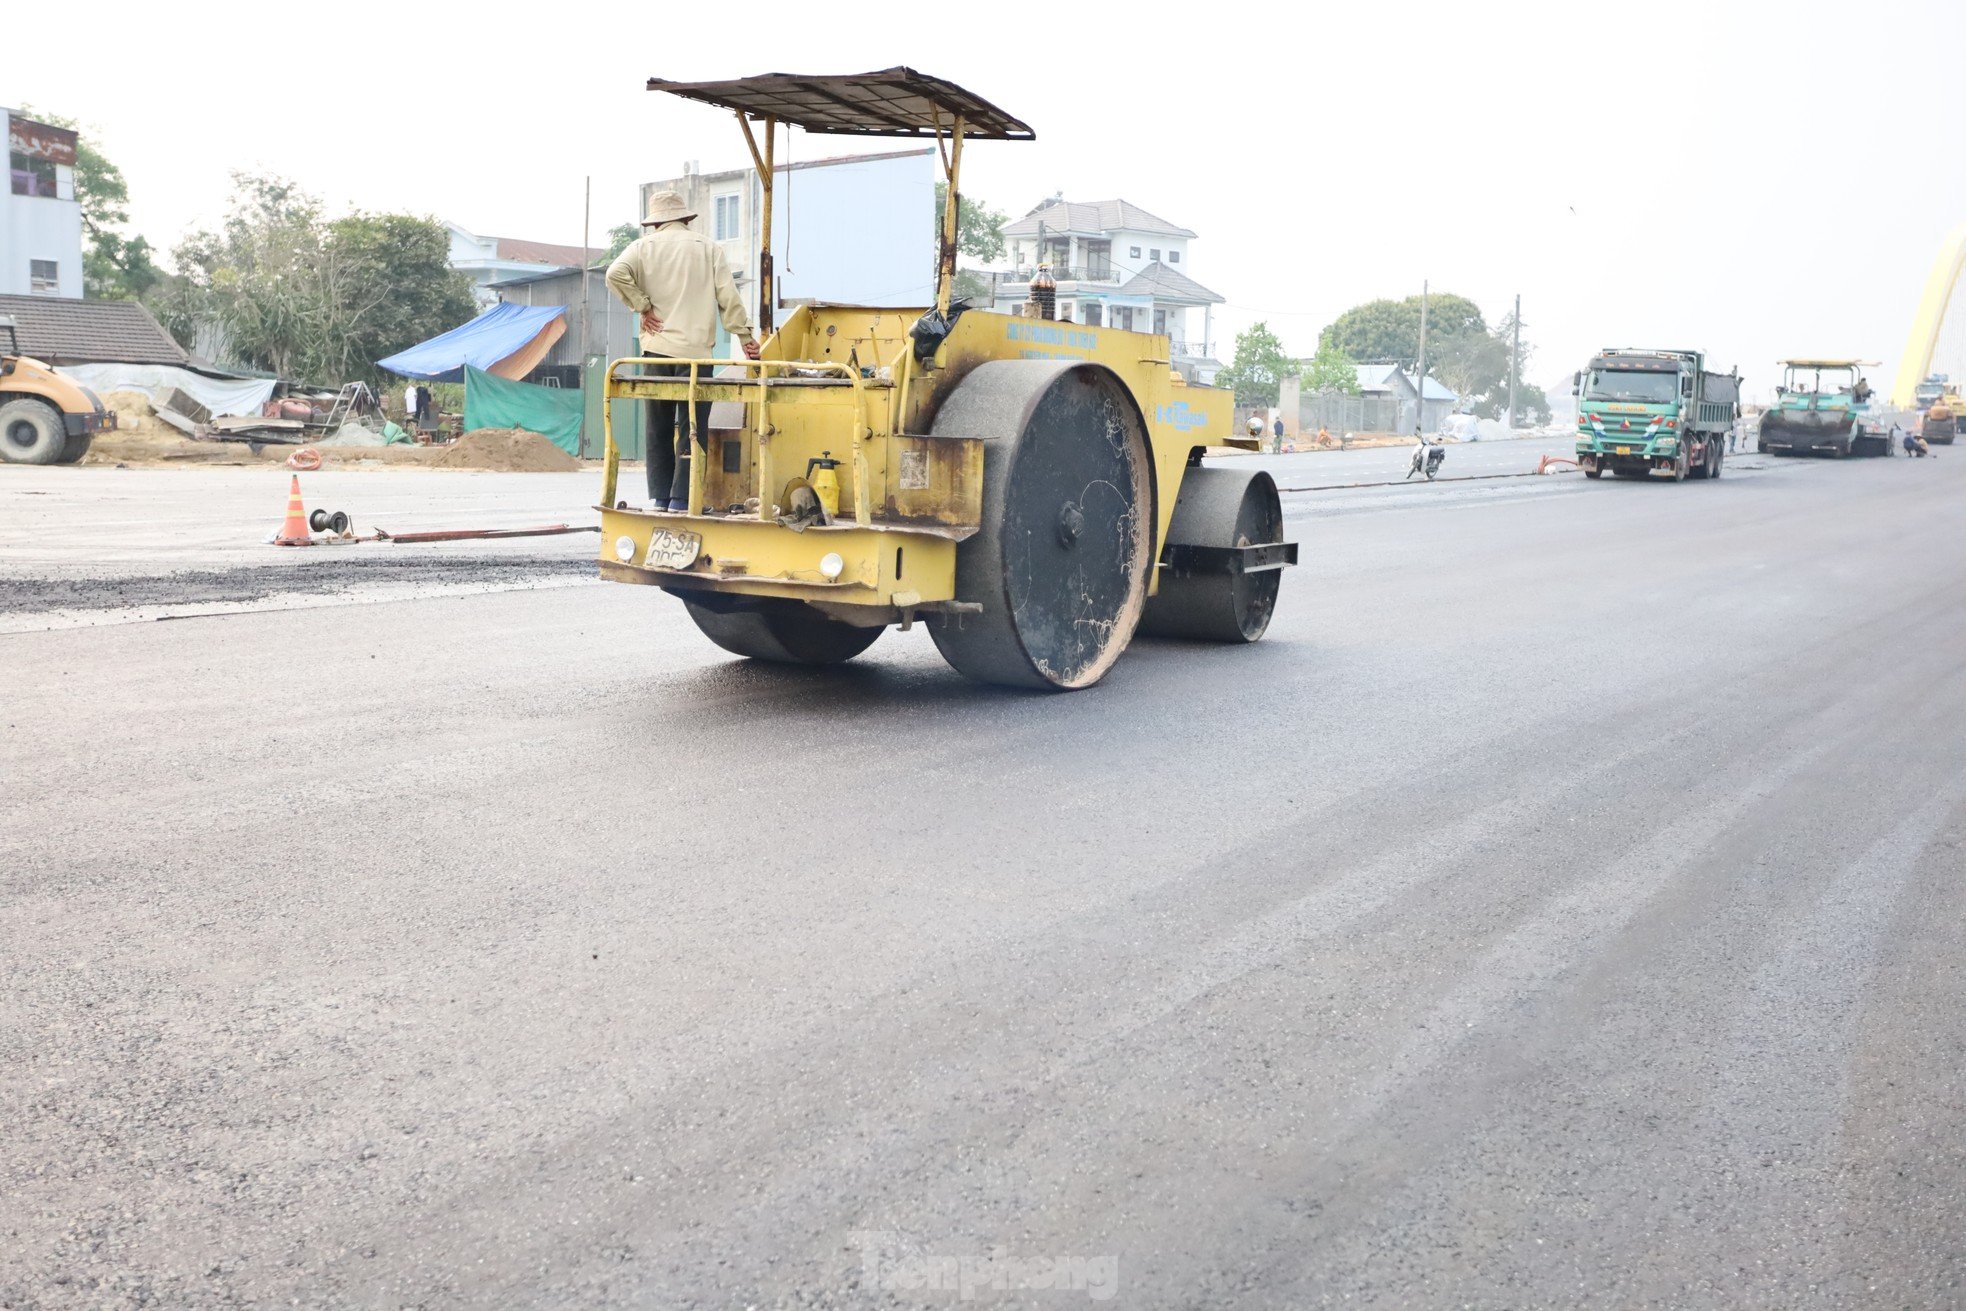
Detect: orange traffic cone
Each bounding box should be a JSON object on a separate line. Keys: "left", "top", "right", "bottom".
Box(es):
{"left": 274, "top": 475, "right": 312, "bottom": 546}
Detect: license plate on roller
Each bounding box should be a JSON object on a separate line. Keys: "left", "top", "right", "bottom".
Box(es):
{"left": 644, "top": 528, "right": 702, "bottom": 570}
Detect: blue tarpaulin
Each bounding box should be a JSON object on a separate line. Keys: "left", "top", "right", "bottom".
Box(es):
{"left": 377, "top": 303, "right": 567, "bottom": 383}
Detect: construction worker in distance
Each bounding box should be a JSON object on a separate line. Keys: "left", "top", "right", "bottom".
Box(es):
{"left": 605, "top": 189, "right": 760, "bottom": 512}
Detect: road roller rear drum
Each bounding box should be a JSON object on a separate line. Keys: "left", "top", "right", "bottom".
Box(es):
{"left": 1140, "top": 467, "right": 1289, "bottom": 643}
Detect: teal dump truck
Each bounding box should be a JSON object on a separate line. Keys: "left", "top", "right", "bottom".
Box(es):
{"left": 1759, "top": 359, "right": 1889, "bottom": 457}
{"left": 1574, "top": 348, "right": 1740, "bottom": 481}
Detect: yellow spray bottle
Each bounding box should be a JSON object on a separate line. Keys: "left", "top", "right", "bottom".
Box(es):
{"left": 804, "top": 451, "right": 842, "bottom": 520}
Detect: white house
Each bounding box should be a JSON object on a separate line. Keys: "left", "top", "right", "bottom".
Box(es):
{"left": 991, "top": 197, "right": 1223, "bottom": 383}
{"left": 1352, "top": 362, "right": 1459, "bottom": 433}
{"left": 445, "top": 224, "right": 595, "bottom": 307}
{"left": 3, "top": 110, "right": 84, "bottom": 299}
{"left": 639, "top": 148, "right": 935, "bottom": 355}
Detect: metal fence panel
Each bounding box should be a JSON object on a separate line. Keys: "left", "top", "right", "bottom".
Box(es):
{"left": 1300, "top": 392, "right": 1399, "bottom": 435}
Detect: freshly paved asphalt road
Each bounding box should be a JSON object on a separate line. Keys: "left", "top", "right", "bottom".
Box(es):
{"left": 4, "top": 440, "right": 1964, "bottom": 1308}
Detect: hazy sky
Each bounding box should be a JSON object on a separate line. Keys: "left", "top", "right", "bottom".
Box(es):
{"left": 15, "top": 0, "right": 1966, "bottom": 399}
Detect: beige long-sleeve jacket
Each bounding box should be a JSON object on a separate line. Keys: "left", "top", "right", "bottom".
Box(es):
{"left": 604, "top": 222, "right": 754, "bottom": 359}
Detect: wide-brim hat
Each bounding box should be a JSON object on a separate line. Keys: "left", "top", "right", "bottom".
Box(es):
{"left": 641, "top": 189, "right": 697, "bottom": 226}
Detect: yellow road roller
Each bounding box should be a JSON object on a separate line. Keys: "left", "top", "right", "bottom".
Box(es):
{"left": 598, "top": 68, "right": 1296, "bottom": 689}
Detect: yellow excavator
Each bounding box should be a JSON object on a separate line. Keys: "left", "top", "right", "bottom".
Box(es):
{"left": 0, "top": 313, "right": 114, "bottom": 464}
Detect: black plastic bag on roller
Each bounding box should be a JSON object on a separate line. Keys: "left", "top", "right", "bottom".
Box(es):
{"left": 910, "top": 299, "right": 970, "bottom": 363}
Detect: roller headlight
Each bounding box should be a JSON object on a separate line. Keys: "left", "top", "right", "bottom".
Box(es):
{"left": 614, "top": 535, "right": 637, "bottom": 562}
{"left": 819, "top": 552, "right": 845, "bottom": 580}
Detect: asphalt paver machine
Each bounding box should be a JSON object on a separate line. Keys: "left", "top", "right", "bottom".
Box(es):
{"left": 1759, "top": 359, "right": 1889, "bottom": 458}
{"left": 598, "top": 69, "right": 1296, "bottom": 689}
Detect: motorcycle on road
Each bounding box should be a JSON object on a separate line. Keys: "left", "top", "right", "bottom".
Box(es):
{"left": 1407, "top": 439, "right": 1447, "bottom": 481}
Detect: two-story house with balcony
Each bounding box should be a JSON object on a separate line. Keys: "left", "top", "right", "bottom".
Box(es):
{"left": 991, "top": 197, "right": 1224, "bottom": 383}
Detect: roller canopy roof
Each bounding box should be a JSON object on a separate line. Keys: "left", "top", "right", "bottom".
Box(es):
{"left": 644, "top": 68, "right": 1033, "bottom": 141}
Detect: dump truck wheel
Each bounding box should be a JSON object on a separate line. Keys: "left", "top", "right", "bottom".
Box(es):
{"left": 681, "top": 596, "right": 882, "bottom": 666}
{"left": 0, "top": 399, "right": 67, "bottom": 465}
{"left": 1139, "top": 467, "right": 1284, "bottom": 643}
{"left": 1584, "top": 467, "right": 1603, "bottom": 479}
{"left": 927, "top": 360, "right": 1152, "bottom": 690}
{"left": 1707, "top": 444, "right": 1722, "bottom": 479}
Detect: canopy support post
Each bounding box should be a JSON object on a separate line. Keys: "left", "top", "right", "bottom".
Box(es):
{"left": 936, "top": 114, "right": 966, "bottom": 316}
{"left": 737, "top": 113, "right": 776, "bottom": 338}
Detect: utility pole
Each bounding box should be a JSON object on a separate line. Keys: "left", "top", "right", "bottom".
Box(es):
{"left": 1507, "top": 292, "right": 1520, "bottom": 431}
{"left": 1416, "top": 280, "right": 1429, "bottom": 437}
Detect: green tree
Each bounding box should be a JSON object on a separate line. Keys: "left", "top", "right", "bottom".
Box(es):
{"left": 952, "top": 269, "right": 994, "bottom": 303}
{"left": 1319, "top": 292, "right": 1487, "bottom": 368}
{"left": 23, "top": 109, "right": 162, "bottom": 301}
{"left": 1217, "top": 321, "right": 1296, "bottom": 407}
{"left": 1300, "top": 341, "right": 1360, "bottom": 395}
{"left": 168, "top": 173, "right": 475, "bottom": 384}
{"left": 323, "top": 212, "right": 479, "bottom": 382}
{"left": 932, "top": 182, "right": 1007, "bottom": 262}
{"left": 1499, "top": 382, "right": 1551, "bottom": 426}
{"left": 1429, "top": 330, "right": 1508, "bottom": 410}
{"left": 1470, "top": 305, "right": 1541, "bottom": 423}
{"left": 603, "top": 221, "right": 640, "bottom": 262}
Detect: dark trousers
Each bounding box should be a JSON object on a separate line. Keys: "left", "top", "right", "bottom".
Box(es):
{"left": 642, "top": 359, "right": 711, "bottom": 505}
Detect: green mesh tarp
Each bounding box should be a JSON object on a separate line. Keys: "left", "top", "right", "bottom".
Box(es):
{"left": 462, "top": 365, "right": 582, "bottom": 455}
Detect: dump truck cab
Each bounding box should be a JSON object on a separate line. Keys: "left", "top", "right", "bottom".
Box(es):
{"left": 1574, "top": 348, "right": 1736, "bottom": 480}
{"left": 1760, "top": 358, "right": 1887, "bottom": 457}
{"left": 598, "top": 69, "right": 1295, "bottom": 689}
{"left": 1913, "top": 373, "right": 1947, "bottom": 411}
{"left": 0, "top": 313, "right": 115, "bottom": 465}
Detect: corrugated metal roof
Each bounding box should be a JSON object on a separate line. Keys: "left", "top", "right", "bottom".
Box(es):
{"left": 646, "top": 68, "right": 1032, "bottom": 141}
{"left": 1344, "top": 362, "right": 1457, "bottom": 399}
{"left": 0, "top": 294, "right": 188, "bottom": 366}
{"left": 491, "top": 236, "right": 593, "bottom": 267}
{"left": 1002, "top": 198, "right": 1197, "bottom": 240}
{"left": 486, "top": 267, "right": 589, "bottom": 290}
{"left": 1116, "top": 261, "right": 1223, "bottom": 305}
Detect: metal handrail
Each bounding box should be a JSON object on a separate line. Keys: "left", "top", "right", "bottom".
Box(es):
{"left": 1002, "top": 265, "right": 1119, "bottom": 284}
{"left": 601, "top": 355, "right": 871, "bottom": 526}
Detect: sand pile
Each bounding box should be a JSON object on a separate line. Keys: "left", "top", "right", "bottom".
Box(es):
{"left": 434, "top": 428, "right": 582, "bottom": 472}
{"left": 82, "top": 390, "right": 232, "bottom": 464}
{"left": 98, "top": 390, "right": 180, "bottom": 443}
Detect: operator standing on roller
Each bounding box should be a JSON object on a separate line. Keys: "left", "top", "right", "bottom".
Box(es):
{"left": 605, "top": 190, "right": 760, "bottom": 511}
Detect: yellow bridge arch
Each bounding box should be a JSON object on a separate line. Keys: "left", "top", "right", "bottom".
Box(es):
{"left": 1893, "top": 222, "right": 1966, "bottom": 406}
